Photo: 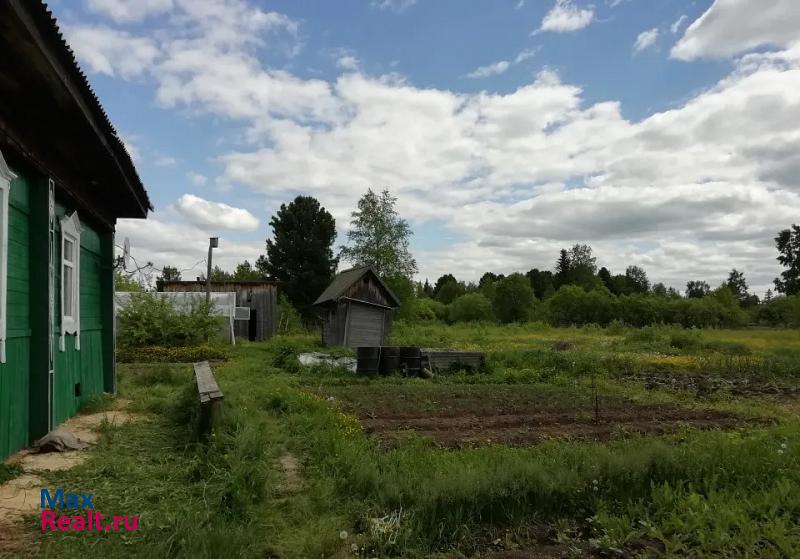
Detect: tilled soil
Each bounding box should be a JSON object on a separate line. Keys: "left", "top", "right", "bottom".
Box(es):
{"left": 322, "top": 384, "right": 763, "bottom": 449}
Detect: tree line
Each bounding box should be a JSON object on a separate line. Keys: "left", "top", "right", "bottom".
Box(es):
{"left": 118, "top": 189, "right": 800, "bottom": 328}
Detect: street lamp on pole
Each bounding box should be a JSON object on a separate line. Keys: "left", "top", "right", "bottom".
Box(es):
{"left": 206, "top": 237, "right": 219, "bottom": 304}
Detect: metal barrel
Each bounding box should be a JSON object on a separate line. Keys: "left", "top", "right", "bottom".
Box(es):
{"left": 399, "top": 346, "right": 422, "bottom": 376}
{"left": 356, "top": 347, "right": 381, "bottom": 376}
{"left": 379, "top": 346, "right": 401, "bottom": 375}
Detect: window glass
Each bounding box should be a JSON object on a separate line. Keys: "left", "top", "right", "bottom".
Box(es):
{"left": 63, "top": 265, "right": 73, "bottom": 317}
{"left": 64, "top": 238, "right": 74, "bottom": 263}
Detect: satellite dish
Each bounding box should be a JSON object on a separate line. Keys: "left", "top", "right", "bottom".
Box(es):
{"left": 122, "top": 237, "right": 131, "bottom": 270}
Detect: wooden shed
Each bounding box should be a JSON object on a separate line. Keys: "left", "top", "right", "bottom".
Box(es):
{"left": 159, "top": 280, "right": 279, "bottom": 341}
{"left": 0, "top": 1, "right": 151, "bottom": 460}
{"left": 313, "top": 266, "right": 400, "bottom": 348}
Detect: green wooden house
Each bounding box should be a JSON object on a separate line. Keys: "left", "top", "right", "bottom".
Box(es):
{"left": 0, "top": 1, "right": 151, "bottom": 460}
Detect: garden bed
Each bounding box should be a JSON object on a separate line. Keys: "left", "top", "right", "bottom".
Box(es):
{"left": 321, "top": 384, "right": 764, "bottom": 448}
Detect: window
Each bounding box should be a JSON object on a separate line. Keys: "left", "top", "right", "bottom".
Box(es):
{"left": 60, "top": 212, "right": 81, "bottom": 352}
{"left": 0, "top": 149, "right": 15, "bottom": 364}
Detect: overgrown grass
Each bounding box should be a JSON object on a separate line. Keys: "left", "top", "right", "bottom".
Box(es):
{"left": 28, "top": 326, "right": 800, "bottom": 558}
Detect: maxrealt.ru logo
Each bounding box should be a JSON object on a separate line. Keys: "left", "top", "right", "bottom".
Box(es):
{"left": 40, "top": 488, "right": 139, "bottom": 532}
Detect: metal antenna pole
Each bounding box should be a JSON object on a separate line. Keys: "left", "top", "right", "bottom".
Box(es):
{"left": 206, "top": 237, "right": 218, "bottom": 304}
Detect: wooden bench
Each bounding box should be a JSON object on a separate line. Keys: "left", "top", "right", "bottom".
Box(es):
{"left": 194, "top": 361, "right": 224, "bottom": 435}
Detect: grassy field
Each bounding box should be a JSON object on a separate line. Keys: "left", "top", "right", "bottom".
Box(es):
{"left": 17, "top": 323, "right": 800, "bottom": 558}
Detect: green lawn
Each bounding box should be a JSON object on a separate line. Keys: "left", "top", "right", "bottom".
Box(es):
{"left": 25, "top": 324, "right": 800, "bottom": 558}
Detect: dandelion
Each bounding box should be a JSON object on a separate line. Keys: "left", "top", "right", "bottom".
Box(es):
{"left": 340, "top": 530, "right": 348, "bottom": 540}
{"left": 778, "top": 449, "right": 785, "bottom": 455}
{"left": 350, "top": 543, "right": 358, "bottom": 552}
{"left": 781, "top": 443, "right": 787, "bottom": 449}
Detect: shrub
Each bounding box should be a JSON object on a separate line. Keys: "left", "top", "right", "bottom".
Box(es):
{"left": 117, "top": 293, "right": 222, "bottom": 348}
{"left": 448, "top": 293, "right": 494, "bottom": 323}
{"left": 404, "top": 297, "right": 447, "bottom": 322}
{"left": 277, "top": 294, "right": 305, "bottom": 334}
{"left": 493, "top": 273, "right": 536, "bottom": 323}
{"left": 545, "top": 286, "right": 616, "bottom": 326}
{"left": 755, "top": 296, "right": 800, "bottom": 327}
{"left": 272, "top": 341, "right": 301, "bottom": 373}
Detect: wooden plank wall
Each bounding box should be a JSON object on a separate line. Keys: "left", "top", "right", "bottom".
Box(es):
{"left": 52, "top": 199, "right": 108, "bottom": 425}
{"left": 162, "top": 282, "right": 278, "bottom": 341}
{"left": 0, "top": 173, "right": 31, "bottom": 459}
{"left": 341, "top": 275, "right": 393, "bottom": 306}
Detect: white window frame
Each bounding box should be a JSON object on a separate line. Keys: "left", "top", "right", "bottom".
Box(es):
{"left": 0, "top": 149, "right": 16, "bottom": 364}
{"left": 60, "top": 211, "right": 81, "bottom": 352}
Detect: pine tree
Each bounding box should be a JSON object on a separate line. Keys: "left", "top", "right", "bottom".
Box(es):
{"left": 774, "top": 225, "right": 800, "bottom": 295}
{"left": 257, "top": 196, "right": 337, "bottom": 318}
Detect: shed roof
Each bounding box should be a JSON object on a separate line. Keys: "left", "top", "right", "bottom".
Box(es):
{"left": 313, "top": 266, "right": 400, "bottom": 307}
{"left": 0, "top": 1, "right": 151, "bottom": 221}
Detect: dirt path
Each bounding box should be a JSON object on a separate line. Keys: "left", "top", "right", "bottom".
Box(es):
{"left": 275, "top": 453, "right": 303, "bottom": 495}
{"left": 0, "top": 403, "right": 140, "bottom": 556}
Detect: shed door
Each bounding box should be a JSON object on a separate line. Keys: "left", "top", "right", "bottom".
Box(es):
{"left": 346, "top": 304, "right": 385, "bottom": 348}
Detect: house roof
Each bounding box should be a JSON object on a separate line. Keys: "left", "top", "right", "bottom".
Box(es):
{"left": 0, "top": 1, "right": 151, "bottom": 222}
{"left": 313, "top": 266, "right": 401, "bottom": 307}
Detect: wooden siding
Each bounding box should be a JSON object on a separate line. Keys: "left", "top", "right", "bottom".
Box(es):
{"left": 345, "top": 303, "right": 386, "bottom": 348}
{"left": 231, "top": 286, "right": 277, "bottom": 341}
{"left": 161, "top": 281, "right": 278, "bottom": 341}
{"left": 317, "top": 270, "right": 395, "bottom": 348}
{"left": 0, "top": 173, "right": 31, "bottom": 459}
{"left": 52, "top": 200, "right": 108, "bottom": 425}
{"left": 340, "top": 275, "right": 394, "bottom": 307}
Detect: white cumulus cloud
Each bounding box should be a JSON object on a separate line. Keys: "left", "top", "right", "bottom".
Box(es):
{"left": 634, "top": 28, "right": 659, "bottom": 53}
{"left": 371, "top": 0, "right": 417, "bottom": 13}
{"left": 672, "top": 0, "right": 800, "bottom": 60}
{"left": 536, "top": 0, "right": 594, "bottom": 34}
{"left": 670, "top": 15, "right": 688, "bottom": 35}
{"left": 64, "top": 0, "right": 800, "bottom": 294}
{"left": 175, "top": 194, "right": 259, "bottom": 231}
{"left": 64, "top": 25, "right": 160, "bottom": 78}
{"left": 336, "top": 55, "right": 360, "bottom": 71}
{"left": 466, "top": 60, "right": 511, "bottom": 79}
{"left": 85, "top": 0, "right": 174, "bottom": 23}
{"left": 188, "top": 172, "right": 208, "bottom": 186}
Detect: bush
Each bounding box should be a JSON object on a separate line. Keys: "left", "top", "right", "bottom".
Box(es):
{"left": 272, "top": 341, "right": 302, "bottom": 373}
{"left": 118, "top": 293, "right": 222, "bottom": 348}
{"left": 448, "top": 293, "right": 494, "bottom": 323}
{"left": 403, "top": 297, "right": 447, "bottom": 322}
{"left": 544, "top": 286, "right": 749, "bottom": 329}
{"left": 277, "top": 294, "right": 305, "bottom": 334}
{"left": 755, "top": 296, "right": 800, "bottom": 327}
{"left": 493, "top": 273, "right": 536, "bottom": 323}
{"left": 117, "top": 344, "right": 229, "bottom": 363}
{"left": 545, "top": 285, "right": 616, "bottom": 326}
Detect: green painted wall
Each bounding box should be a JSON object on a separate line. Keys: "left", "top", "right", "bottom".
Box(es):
{"left": 0, "top": 174, "right": 31, "bottom": 459}
{"left": 0, "top": 170, "right": 115, "bottom": 460}
{"left": 52, "top": 202, "right": 109, "bottom": 425}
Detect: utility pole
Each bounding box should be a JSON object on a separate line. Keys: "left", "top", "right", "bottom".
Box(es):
{"left": 206, "top": 237, "right": 219, "bottom": 304}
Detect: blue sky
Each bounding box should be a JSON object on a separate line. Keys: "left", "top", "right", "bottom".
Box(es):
{"left": 49, "top": 0, "right": 800, "bottom": 294}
